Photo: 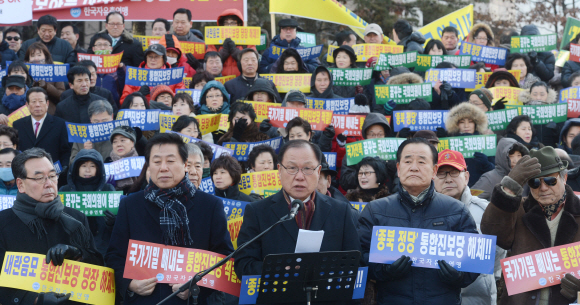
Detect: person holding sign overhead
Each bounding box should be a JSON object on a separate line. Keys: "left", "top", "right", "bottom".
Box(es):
{"left": 392, "top": 19, "right": 426, "bottom": 53}
{"left": 23, "top": 43, "right": 67, "bottom": 112}
{"left": 217, "top": 102, "right": 268, "bottom": 145}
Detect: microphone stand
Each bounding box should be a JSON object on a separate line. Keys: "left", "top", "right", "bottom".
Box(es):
{"left": 157, "top": 212, "right": 297, "bottom": 305}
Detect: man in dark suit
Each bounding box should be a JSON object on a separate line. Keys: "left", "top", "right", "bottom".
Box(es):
{"left": 13, "top": 87, "right": 71, "bottom": 167}
{"left": 234, "top": 140, "right": 360, "bottom": 304}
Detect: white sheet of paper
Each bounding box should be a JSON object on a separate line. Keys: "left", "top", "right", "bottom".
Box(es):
{"left": 295, "top": 229, "right": 324, "bottom": 253}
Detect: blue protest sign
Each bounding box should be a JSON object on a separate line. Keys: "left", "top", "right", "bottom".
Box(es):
{"left": 239, "top": 267, "right": 368, "bottom": 304}
{"left": 459, "top": 42, "right": 508, "bottom": 66}
{"left": 393, "top": 110, "right": 449, "bottom": 132}
{"left": 6, "top": 61, "right": 69, "bottom": 82}
{"left": 268, "top": 45, "right": 324, "bottom": 61}
{"left": 369, "top": 226, "right": 497, "bottom": 274}
{"left": 104, "top": 156, "right": 145, "bottom": 181}
{"left": 116, "top": 110, "right": 171, "bottom": 131}
{"left": 223, "top": 137, "right": 283, "bottom": 162}
{"left": 175, "top": 89, "right": 202, "bottom": 106}
{"left": 323, "top": 152, "right": 337, "bottom": 170}
{"left": 53, "top": 161, "right": 63, "bottom": 175}
{"left": 424, "top": 68, "right": 477, "bottom": 89}
{"left": 559, "top": 86, "right": 580, "bottom": 103}
{"left": 0, "top": 69, "right": 6, "bottom": 87}
{"left": 0, "top": 195, "right": 16, "bottom": 212}
{"left": 217, "top": 196, "right": 249, "bottom": 220}
{"left": 199, "top": 177, "right": 215, "bottom": 194}
{"left": 350, "top": 202, "right": 367, "bottom": 213}
{"left": 125, "top": 66, "right": 184, "bottom": 87}
{"left": 66, "top": 119, "right": 131, "bottom": 143}
{"left": 165, "top": 131, "right": 234, "bottom": 161}
{"left": 305, "top": 97, "right": 353, "bottom": 115}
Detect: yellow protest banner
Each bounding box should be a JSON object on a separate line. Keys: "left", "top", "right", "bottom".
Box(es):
{"left": 489, "top": 87, "right": 525, "bottom": 105}
{"left": 261, "top": 74, "right": 311, "bottom": 93}
{"left": 238, "top": 170, "right": 282, "bottom": 195}
{"left": 159, "top": 113, "right": 179, "bottom": 133}
{"left": 179, "top": 41, "right": 206, "bottom": 60}
{"left": 0, "top": 252, "right": 115, "bottom": 305}
{"left": 205, "top": 26, "right": 261, "bottom": 45}
{"left": 466, "top": 70, "right": 521, "bottom": 92}
{"left": 134, "top": 35, "right": 162, "bottom": 51}
{"left": 215, "top": 75, "right": 236, "bottom": 85}
{"left": 78, "top": 52, "right": 123, "bottom": 74}
{"left": 418, "top": 5, "right": 473, "bottom": 45}
{"left": 244, "top": 101, "right": 275, "bottom": 122}
{"left": 327, "top": 44, "right": 404, "bottom": 63}
{"left": 471, "top": 189, "right": 485, "bottom": 197}
{"left": 196, "top": 114, "right": 222, "bottom": 135}
{"left": 7, "top": 105, "right": 30, "bottom": 127}
{"left": 183, "top": 77, "right": 192, "bottom": 88}
{"left": 556, "top": 51, "right": 570, "bottom": 68}
{"left": 227, "top": 216, "right": 244, "bottom": 249}
{"left": 218, "top": 114, "right": 229, "bottom": 132}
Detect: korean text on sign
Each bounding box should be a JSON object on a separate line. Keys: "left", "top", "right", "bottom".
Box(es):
{"left": 6, "top": 62, "right": 68, "bottom": 82}
{"left": 0, "top": 195, "right": 15, "bottom": 212}
{"left": 375, "top": 83, "right": 433, "bottom": 105}
{"left": 510, "top": 34, "right": 557, "bottom": 53}
{"left": 104, "top": 156, "right": 145, "bottom": 181}
{"left": 67, "top": 120, "right": 131, "bottom": 143}
{"left": 414, "top": 54, "right": 472, "bottom": 71}
{"left": 345, "top": 138, "right": 407, "bottom": 166}
{"left": 393, "top": 110, "right": 449, "bottom": 132}
{"left": 459, "top": 42, "right": 508, "bottom": 66}
{"left": 218, "top": 196, "right": 249, "bottom": 221}
{"left": 323, "top": 152, "right": 337, "bottom": 171}
{"left": 267, "top": 106, "right": 333, "bottom": 131}
{"left": 175, "top": 89, "right": 202, "bottom": 106}
{"left": 486, "top": 108, "right": 520, "bottom": 131}
{"left": 223, "top": 137, "right": 283, "bottom": 162}
{"left": 425, "top": 68, "right": 477, "bottom": 89}
{"left": 244, "top": 101, "right": 276, "bottom": 122}
{"left": 370, "top": 226, "right": 497, "bottom": 274}
{"left": 205, "top": 26, "right": 261, "bottom": 45}
{"left": 332, "top": 114, "right": 366, "bottom": 137}
{"left": 7, "top": 105, "right": 30, "bottom": 127}
{"left": 77, "top": 52, "right": 123, "bottom": 74}
{"left": 305, "top": 97, "right": 353, "bottom": 115}
{"left": 268, "top": 45, "right": 324, "bottom": 61}
{"left": 238, "top": 170, "right": 282, "bottom": 196}
{"left": 165, "top": 131, "right": 233, "bottom": 161}
{"left": 374, "top": 51, "right": 418, "bottom": 70}
{"left": 506, "top": 104, "right": 568, "bottom": 125}
{"left": 436, "top": 135, "right": 497, "bottom": 158}
{"left": 560, "top": 86, "right": 580, "bottom": 103}
{"left": 125, "top": 66, "right": 184, "bottom": 87}
{"left": 59, "top": 191, "right": 123, "bottom": 216}
{"left": 261, "top": 74, "right": 311, "bottom": 93}
{"left": 116, "top": 110, "right": 171, "bottom": 131}
{"left": 329, "top": 68, "right": 373, "bottom": 86}
{"left": 199, "top": 177, "right": 215, "bottom": 195}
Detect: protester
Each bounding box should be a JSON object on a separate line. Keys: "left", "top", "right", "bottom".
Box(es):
{"left": 3, "top": 27, "right": 22, "bottom": 54}
{"left": 60, "top": 22, "right": 86, "bottom": 55}
{"left": 0, "top": 126, "right": 18, "bottom": 150}
{"left": 172, "top": 8, "right": 205, "bottom": 43}
{"left": 60, "top": 60, "right": 118, "bottom": 108}
{"left": 14, "top": 87, "right": 71, "bottom": 167}
{"left": 441, "top": 26, "right": 460, "bottom": 55}
{"left": 517, "top": 81, "right": 557, "bottom": 106}
{"left": 520, "top": 24, "right": 556, "bottom": 82}
{"left": 320, "top": 29, "right": 356, "bottom": 66}
{"left": 481, "top": 146, "right": 580, "bottom": 304}
{"left": 121, "top": 92, "right": 149, "bottom": 110}
{"left": 285, "top": 116, "right": 316, "bottom": 142}
{"left": 2, "top": 61, "right": 34, "bottom": 94}
{"left": 194, "top": 141, "right": 213, "bottom": 177}
{"left": 364, "top": 23, "right": 384, "bottom": 44}
{"left": 106, "top": 126, "right": 140, "bottom": 193}
{"left": 66, "top": 101, "right": 114, "bottom": 164}
{"left": 159, "top": 34, "right": 196, "bottom": 78}
{"left": 189, "top": 70, "right": 215, "bottom": 90}
{"left": 23, "top": 42, "right": 66, "bottom": 110}
{"left": 186, "top": 142, "right": 204, "bottom": 188}
{"left": 152, "top": 18, "right": 170, "bottom": 36}
{"left": 198, "top": 80, "right": 231, "bottom": 115}
{"left": 244, "top": 78, "right": 282, "bottom": 103}
{"left": 308, "top": 66, "right": 343, "bottom": 98}
{"left": 272, "top": 48, "right": 309, "bottom": 73}
{"left": 506, "top": 53, "right": 540, "bottom": 88}
{"left": 316, "top": 158, "right": 350, "bottom": 204}
{"left": 217, "top": 102, "right": 268, "bottom": 144}
{"left": 171, "top": 115, "right": 201, "bottom": 138}
{"left": 204, "top": 51, "right": 224, "bottom": 77}
{"left": 89, "top": 32, "right": 126, "bottom": 102}
{"left": 0, "top": 148, "right": 103, "bottom": 304}
{"left": 562, "top": 56, "right": 580, "bottom": 88}
{"left": 0, "top": 31, "right": 18, "bottom": 69}
{"left": 430, "top": 62, "right": 469, "bottom": 111}
{"left": 485, "top": 69, "right": 520, "bottom": 88}
{"left": 345, "top": 156, "right": 390, "bottom": 202}
{"left": 172, "top": 92, "right": 196, "bottom": 117}
{"left": 423, "top": 39, "right": 445, "bottom": 55}
{"left": 330, "top": 45, "right": 359, "bottom": 98}
{"left": 211, "top": 154, "right": 256, "bottom": 202}
{"left": 468, "top": 88, "right": 493, "bottom": 112}
{"left": 359, "top": 138, "right": 479, "bottom": 305}
{"left": 225, "top": 48, "right": 281, "bottom": 103}
{"left": 392, "top": 19, "right": 426, "bottom": 53}
{"left": 19, "top": 15, "right": 76, "bottom": 64}
{"left": 0, "top": 148, "right": 19, "bottom": 195}
{"left": 0, "top": 75, "right": 28, "bottom": 117}
{"left": 246, "top": 144, "right": 277, "bottom": 173}
{"left": 506, "top": 114, "right": 544, "bottom": 150}
{"left": 106, "top": 133, "right": 233, "bottom": 304}
{"left": 466, "top": 23, "right": 498, "bottom": 70}
{"left": 149, "top": 85, "right": 175, "bottom": 109}
{"left": 383, "top": 71, "right": 424, "bottom": 113}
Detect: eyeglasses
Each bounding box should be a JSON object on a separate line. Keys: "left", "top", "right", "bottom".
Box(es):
{"left": 367, "top": 132, "right": 384, "bottom": 138}
{"left": 5, "top": 36, "right": 20, "bottom": 41}
{"left": 280, "top": 163, "right": 320, "bottom": 175}
{"left": 436, "top": 169, "right": 463, "bottom": 179}
{"left": 107, "top": 23, "right": 124, "bottom": 27}
{"left": 23, "top": 174, "right": 59, "bottom": 184}
{"left": 358, "top": 171, "right": 375, "bottom": 177}
{"left": 223, "top": 21, "right": 239, "bottom": 26}
{"left": 474, "top": 36, "right": 489, "bottom": 42}
{"left": 528, "top": 176, "right": 558, "bottom": 189}
{"left": 95, "top": 43, "right": 111, "bottom": 48}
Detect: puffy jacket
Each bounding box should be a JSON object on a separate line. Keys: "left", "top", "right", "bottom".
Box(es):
{"left": 558, "top": 118, "right": 580, "bottom": 154}
{"left": 215, "top": 185, "right": 258, "bottom": 202}
{"left": 562, "top": 60, "right": 580, "bottom": 88}
{"left": 308, "top": 66, "right": 343, "bottom": 99}
{"left": 0, "top": 40, "right": 18, "bottom": 69}
{"left": 18, "top": 36, "right": 76, "bottom": 64}
{"left": 259, "top": 35, "right": 321, "bottom": 74}
{"left": 567, "top": 166, "right": 580, "bottom": 192}
{"left": 0, "top": 180, "right": 17, "bottom": 196}
{"left": 87, "top": 30, "right": 145, "bottom": 68}
{"left": 120, "top": 62, "right": 185, "bottom": 105}
{"left": 520, "top": 25, "right": 555, "bottom": 82}
{"left": 398, "top": 32, "right": 426, "bottom": 53}
{"left": 358, "top": 181, "right": 480, "bottom": 305}
{"left": 198, "top": 80, "right": 231, "bottom": 115}
{"left": 224, "top": 74, "right": 281, "bottom": 104}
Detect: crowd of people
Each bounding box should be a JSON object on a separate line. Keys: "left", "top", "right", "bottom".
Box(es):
{"left": 1, "top": 5, "right": 580, "bottom": 305}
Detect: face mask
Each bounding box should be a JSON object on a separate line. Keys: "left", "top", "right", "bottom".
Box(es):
{"left": 167, "top": 56, "right": 178, "bottom": 65}
{"left": 202, "top": 168, "right": 210, "bottom": 178}
{"left": 0, "top": 168, "right": 14, "bottom": 182}
{"left": 30, "top": 59, "right": 46, "bottom": 64}
{"left": 94, "top": 50, "right": 112, "bottom": 55}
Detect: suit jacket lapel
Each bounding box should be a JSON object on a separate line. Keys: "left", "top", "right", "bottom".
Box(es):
{"left": 310, "top": 192, "right": 331, "bottom": 231}
{"left": 35, "top": 115, "right": 52, "bottom": 144}
{"left": 270, "top": 192, "right": 299, "bottom": 243}
{"left": 20, "top": 117, "right": 36, "bottom": 144}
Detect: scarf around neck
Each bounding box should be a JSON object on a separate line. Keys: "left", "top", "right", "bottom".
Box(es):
{"left": 282, "top": 190, "right": 316, "bottom": 230}
{"left": 541, "top": 190, "right": 567, "bottom": 221}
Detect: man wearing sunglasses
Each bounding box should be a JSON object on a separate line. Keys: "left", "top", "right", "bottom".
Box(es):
{"left": 0, "top": 29, "right": 18, "bottom": 69}
{"left": 482, "top": 146, "right": 580, "bottom": 304}
{"left": 3, "top": 27, "right": 22, "bottom": 54}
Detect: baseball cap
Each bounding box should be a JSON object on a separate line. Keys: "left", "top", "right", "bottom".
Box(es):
{"left": 279, "top": 18, "right": 298, "bottom": 28}
{"left": 364, "top": 23, "right": 383, "bottom": 36}
{"left": 437, "top": 149, "right": 467, "bottom": 171}
{"left": 5, "top": 75, "right": 26, "bottom": 89}
{"left": 145, "top": 44, "right": 167, "bottom": 56}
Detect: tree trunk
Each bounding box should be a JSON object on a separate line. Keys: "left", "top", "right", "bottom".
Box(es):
{"left": 132, "top": 22, "right": 146, "bottom": 36}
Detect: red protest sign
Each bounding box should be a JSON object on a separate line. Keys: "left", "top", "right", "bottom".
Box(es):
{"left": 501, "top": 242, "right": 580, "bottom": 296}
{"left": 123, "top": 240, "right": 240, "bottom": 296}
{"left": 571, "top": 44, "right": 580, "bottom": 63}
{"left": 569, "top": 99, "right": 580, "bottom": 118}
{"left": 78, "top": 52, "right": 123, "bottom": 74}
{"left": 332, "top": 114, "right": 365, "bottom": 137}
{"left": 267, "top": 107, "right": 333, "bottom": 131}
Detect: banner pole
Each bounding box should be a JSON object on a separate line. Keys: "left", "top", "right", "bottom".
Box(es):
{"left": 271, "top": 13, "right": 276, "bottom": 39}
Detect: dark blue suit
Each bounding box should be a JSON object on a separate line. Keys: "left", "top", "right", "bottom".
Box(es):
{"left": 13, "top": 114, "right": 71, "bottom": 167}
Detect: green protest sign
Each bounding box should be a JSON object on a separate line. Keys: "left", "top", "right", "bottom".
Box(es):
{"left": 297, "top": 32, "right": 316, "bottom": 47}
{"left": 414, "top": 55, "right": 472, "bottom": 71}
{"left": 345, "top": 138, "right": 406, "bottom": 165}
{"left": 505, "top": 104, "right": 568, "bottom": 125}
{"left": 329, "top": 68, "right": 373, "bottom": 86}
{"left": 257, "top": 34, "right": 267, "bottom": 51}
{"left": 486, "top": 108, "right": 520, "bottom": 131}
{"left": 437, "top": 135, "right": 497, "bottom": 158}
{"left": 561, "top": 17, "right": 580, "bottom": 50}
{"left": 375, "top": 83, "right": 433, "bottom": 104}
{"left": 510, "top": 34, "right": 557, "bottom": 53}
{"left": 374, "top": 51, "right": 418, "bottom": 70}
{"left": 264, "top": 190, "right": 278, "bottom": 198}
{"left": 59, "top": 191, "right": 123, "bottom": 216}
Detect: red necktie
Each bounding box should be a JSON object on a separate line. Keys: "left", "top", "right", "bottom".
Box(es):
{"left": 34, "top": 122, "right": 40, "bottom": 137}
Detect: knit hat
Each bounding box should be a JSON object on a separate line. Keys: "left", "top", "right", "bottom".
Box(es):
{"left": 285, "top": 90, "right": 306, "bottom": 105}
{"left": 529, "top": 146, "right": 568, "bottom": 179}
{"left": 470, "top": 88, "right": 493, "bottom": 110}
{"left": 485, "top": 69, "right": 520, "bottom": 88}
{"left": 150, "top": 85, "right": 175, "bottom": 101}
{"left": 333, "top": 45, "right": 357, "bottom": 66}
{"left": 110, "top": 125, "right": 136, "bottom": 144}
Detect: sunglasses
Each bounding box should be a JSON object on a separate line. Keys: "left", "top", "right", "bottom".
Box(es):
{"left": 5, "top": 36, "right": 20, "bottom": 41}
{"left": 528, "top": 176, "right": 558, "bottom": 189}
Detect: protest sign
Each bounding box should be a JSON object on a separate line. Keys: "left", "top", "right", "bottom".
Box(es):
{"left": 323, "top": 152, "right": 337, "bottom": 170}
{"left": 369, "top": 226, "right": 497, "bottom": 274}
{"left": 199, "top": 177, "right": 215, "bottom": 195}
{"left": 218, "top": 114, "right": 229, "bottom": 133}
{"left": 568, "top": 99, "right": 580, "bottom": 118}
{"left": 67, "top": 120, "right": 131, "bottom": 143}
{"left": 0, "top": 70, "right": 6, "bottom": 87}
{"left": 54, "top": 161, "right": 63, "bottom": 175}
{"left": 179, "top": 41, "right": 207, "bottom": 60}
{"left": 418, "top": 5, "right": 473, "bottom": 43}
{"left": 134, "top": 35, "right": 162, "bottom": 51}
{"left": 263, "top": 190, "right": 277, "bottom": 198}
{"left": 257, "top": 34, "right": 268, "bottom": 51}
{"left": 459, "top": 42, "right": 508, "bottom": 66}
{"left": 332, "top": 114, "right": 366, "bottom": 137}
{"left": 560, "top": 86, "right": 580, "bottom": 103}
{"left": 268, "top": 107, "right": 333, "bottom": 131}
{"left": 159, "top": 113, "right": 180, "bottom": 134}
{"left": 0, "top": 195, "right": 16, "bottom": 212}
{"left": 374, "top": 51, "right": 418, "bottom": 70}
{"left": 571, "top": 43, "right": 580, "bottom": 63}
{"left": 205, "top": 26, "right": 261, "bottom": 45}
{"left": 468, "top": 70, "right": 520, "bottom": 92}
{"left": 215, "top": 75, "right": 236, "bottom": 85}
{"left": 77, "top": 52, "right": 123, "bottom": 74}
{"left": 7, "top": 105, "right": 30, "bottom": 127}
{"left": 6, "top": 62, "right": 68, "bottom": 82}
{"left": 329, "top": 68, "right": 373, "bottom": 86}
{"left": 488, "top": 87, "right": 524, "bottom": 105}
{"left": 261, "top": 74, "right": 311, "bottom": 93}
{"left": 125, "top": 66, "right": 184, "bottom": 87}
{"left": 505, "top": 104, "right": 568, "bottom": 125}
{"left": 327, "top": 44, "right": 404, "bottom": 63}
{"left": 350, "top": 202, "right": 368, "bottom": 213}
{"left": 244, "top": 101, "right": 275, "bottom": 122}
{"left": 414, "top": 54, "right": 472, "bottom": 72}
{"left": 59, "top": 192, "right": 123, "bottom": 216}
{"left": 305, "top": 97, "right": 353, "bottom": 115}
{"left": 175, "top": 89, "right": 202, "bottom": 106}
{"left": 104, "top": 156, "right": 145, "bottom": 181}
{"left": 228, "top": 216, "right": 244, "bottom": 249}
{"left": 223, "top": 137, "right": 283, "bottom": 162}
{"left": 393, "top": 110, "right": 449, "bottom": 132}
{"left": 437, "top": 135, "right": 497, "bottom": 158}
{"left": 218, "top": 196, "right": 249, "bottom": 221}
{"left": 500, "top": 242, "right": 580, "bottom": 296}
{"left": 425, "top": 68, "right": 477, "bottom": 89}
{"left": 0, "top": 252, "right": 115, "bottom": 305}
{"left": 511, "top": 34, "right": 557, "bottom": 53}
{"left": 375, "top": 83, "right": 433, "bottom": 105}
{"left": 297, "top": 32, "right": 316, "bottom": 47}
{"left": 268, "top": 45, "right": 324, "bottom": 61}
{"left": 561, "top": 17, "right": 580, "bottom": 50}
{"left": 183, "top": 77, "right": 192, "bottom": 88}
{"left": 556, "top": 50, "right": 570, "bottom": 68}
{"left": 238, "top": 170, "right": 282, "bottom": 196}
{"left": 345, "top": 138, "right": 406, "bottom": 165}
{"left": 116, "top": 109, "right": 171, "bottom": 131}
{"left": 198, "top": 114, "right": 223, "bottom": 134}
{"left": 165, "top": 131, "right": 233, "bottom": 161}
{"left": 486, "top": 108, "right": 520, "bottom": 131}
{"left": 0, "top": 0, "right": 32, "bottom": 26}
{"left": 123, "top": 239, "right": 240, "bottom": 296}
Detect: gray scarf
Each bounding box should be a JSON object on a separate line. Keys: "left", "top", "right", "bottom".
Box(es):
{"left": 12, "top": 192, "right": 91, "bottom": 249}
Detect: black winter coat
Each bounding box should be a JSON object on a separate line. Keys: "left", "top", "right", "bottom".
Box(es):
{"left": 0, "top": 40, "right": 18, "bottom": 69}
{"left": 562, "top": 60, "right": 580, "bottom": 88}
{"left": 533, "top": 51, "right": 556, "bottom": 83}
{"left": 215, "top": 185, "right": 259, "bottom": 202}
{"left": 19, "top": 37, "right": 76, "bottom": 64}
{"left": 60, "top": 86, "right": 116, "bottom": 113}
{"left": 87, "top": 30, "right": 145, "bottom": 68}
{"left": 55, "top": 92, "right": 117, "bottom": 124}
{"left": 224, "top": 75, "right": 282, "bottom": 104}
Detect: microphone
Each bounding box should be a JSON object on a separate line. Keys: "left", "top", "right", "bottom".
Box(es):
{"left": 288, "top": 199, "right": 304, "bottom": 220}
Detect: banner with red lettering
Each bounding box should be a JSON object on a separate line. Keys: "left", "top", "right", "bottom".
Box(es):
{"left": 123, "top": 240, "right": 241, "bottom": 296}
{"left": 568, "top": 99, "right": 580, "bottom": 118}
{"left": 78, "top": 52, "right": 123, "bottom": 74}
{"left": 570, "top": 43, "right": 580, "bottom": 63}
{"left": 267, "top": 107, "right": 333, "bottom": 131}
{"left": 332, "top": 114, "right": 365, "bottom": 137}
{"left": 32, "top": 0, "right": 246, "bottom": 22}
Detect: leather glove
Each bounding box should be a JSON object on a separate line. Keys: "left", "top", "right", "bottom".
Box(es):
{"left": 492, "top": 97, "right": 506, "bottom": 110}
{"left": 185, "top": 53, "right": 201, "bottom": 71}
{"left": 398, "top": 127, "right": 411, "bottom": 139}
{"left": 34, "top": 80, "right": 47, "bottom": 88}
{"left": 528, "top": 51, "right": 538, "bottom": 65}
{"left": 259, "top": 119, "right": 272, "bottom": 133}
{"left": 37, "top": 292, "right": 71, "bottom": 305}
{"left": 323, "top": 125, "right": 335, "bottom": 139}
{"left": 382, "top": 255, "right": 412, "bottom": 281}
{"left": 46, "top": 244, "right": 82, "bottom": 266}
{"left": 223, "top": 38, "right": 236, "bottom": 51}
{"left": 104, "top": 210, "right": 116, "bottom": 232}
{"left": 138, "top": 85, "right": 150, "bottom": 96}
{"left": 507, "top": 155, "right": 541, "bottom": 186}
{"left": 383, "top": 100, "right": 397, "bottom": 115}
{"left": 233, "top": 118, "right": 248, "bottom": 140}
{"left": 561, "top": 273, "right": 580, "bottom": 301}
{"left": 439, "top": 81, "right": 454, "bottom": 109}
{"left": 437, "top": 260, "right": 464, "bottom": 288}
{"left": 336, "top": 133, "right": 347, "bottom": 147}
{"left": 436, "top": 127, "right": 447, "bottom": 138}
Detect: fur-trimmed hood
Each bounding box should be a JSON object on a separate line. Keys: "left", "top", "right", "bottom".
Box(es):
{"left": 520, "top": 73, "right": 541, "bottom": 89}
{"left": 345, "top": 183, "right": 390, "bottom": 202}
{"left": 445, "top": 102, "right": 489, "bottom": 135}
{"left": 468, "top": 23, "right": 494, "bottom": 46}
{"left": 518, "top": 87, "right": 558, "bottom": 105}
{"left": 387, "top": 72, "right": 423, "bottom": 85}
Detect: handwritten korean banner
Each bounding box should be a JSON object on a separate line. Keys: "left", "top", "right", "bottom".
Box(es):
{"left": 467, "top": 70, "right": 520, "bottom": 92}
{"left": 297, "top": 32, "right": 317, "bottom": 47}
{"left": 0, "top": 252, "right": 115, "bottom": 305}
{"left": 328, "top": 44, "right": 404, "bottom": 63}
{"left": 414, "top": 54, "right": 472, "bottom": 72}
{"left": 104, "top": 156, "right": 145, "bottom": 181}
{"left": 268, "top": 45, "right": 324, "bottom": 61}
{"left": 165, "top": 131, "right": 233, "bottom": 161}
{"left": 393, "top": 110, "right": 449, "bottom": 132}
{"left": 323, "top": 152, "right": 337, "bottom": 170}
{"left": 459, "top": 42, "right": 508, "bottom": 65}
{"left": 116, "top": 110, "right": 171, "bottom": 131}
{"left": 370, "top": 226, "right": 497, "bottom": 274}
{"left": 374, "top": 51, "right": 418, "bottom": 70}
{"left": 159, "top": 113, "right": 180, "bottom": 134}
{"left": 267, "top": 107, "right": 333, "bottom": 131}
{"left": 0, "top": 195, "right": 15, "bottom": 212}
{"left": 350, "top": 202, "right": 367, "bottom": 213}
{"left": 238, "top": 170, "right": 282, "bottom": 196}
{"left": 261, "top": 74, "right": 311, "bottom": 93}
{"left": 134, "top": 35, "right": 162, "bottom": 51}
{"left": 486, "top": 108, "right": 520, "bottom": 131}
{"left": 175, "top": 89, "right": 202, "bottom": 106}
{"left": 7, "top": 105, "right": 30, "bottom": 127}
{"left": 77, "top": 52, "right": 123, "bottom": 74}
{"left": 199, "top": 177, "right": 215, "bottom": 195}
{"left": 6, "top": 61, "right": 68, "bottom": 82}
{"left": 329, "top": 68, "right": 373, "bottom": 86}
{"left": 59, "top": 191, "right": 123, "bottom": 216}
{"left": 223, "top": 137, "right": 283, "bottom": 162}
{"left": 305, "top": 97, "right": 353, "bottom": 115}
{"left": 568, "top": 98, "right": 580, "bottom": 118}
{"left": 332, "top": 114, "right": 366, "bottom": 137}
{"left": 123, "top": 239, "right": 240, "bottom": 296}
{"left": 125, "top": 66, "right": 184, "bottom": 87}
{"left": 345, "top": 138, "right": 406, "bottom": 165}
{"left": 505, "top": 104, "right": 568, "bottom": 125}
{"left": 179, "top": 41, "right": 207, "bottom": 60}
{"left": 489, "top": 87, "right": 524, "bottom": 105}
{"left": 511, "top": 34, "right": 557, "bottom": 53}
{"left": 375, "top": 83, "right": 433, "bottom": 105}
{"left": 571, "top": 44, "right": 580, "bottom": 63}
{"left": 215, "top": 75, "right": 236, "bottom": 85}
{"left": 436, "top": 135, "right": 497, "bottom": 158}
{"left": 559, "top": 86, "right": 580, "bottom": 103}
{"left": 205, "top": 26, "right": 261, "bottom": 45}
{"left": 244, "top": 101, "right": 275, "bottom": 122}
{"left": 66, "top": 120, "right": 131, "bottom": 143}
{"left": 425, "top": 68, "right": 477, "bottom": 89}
